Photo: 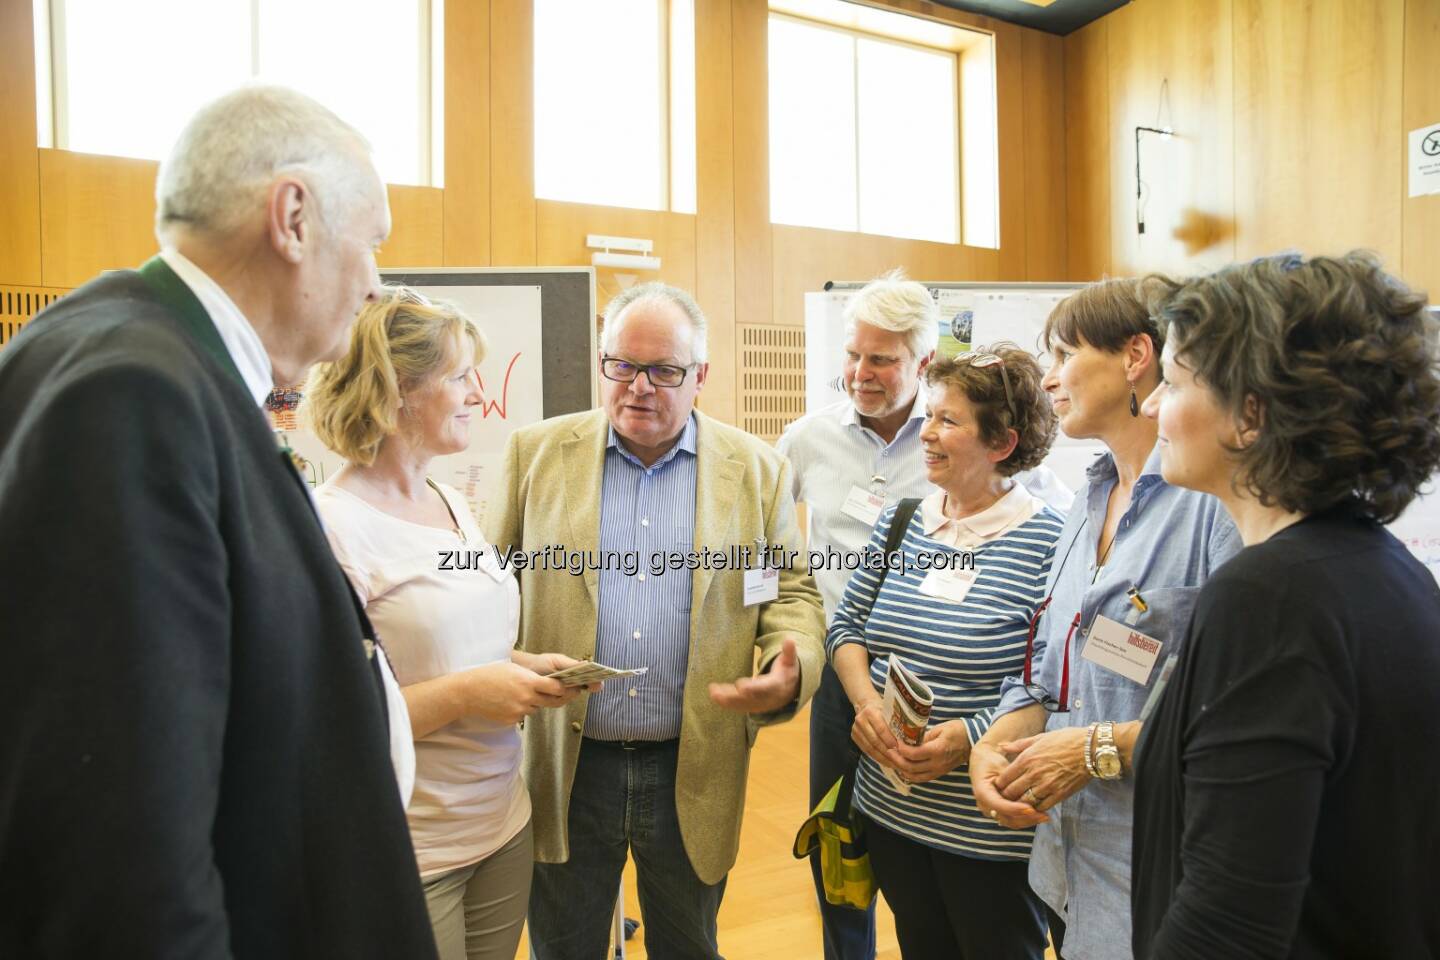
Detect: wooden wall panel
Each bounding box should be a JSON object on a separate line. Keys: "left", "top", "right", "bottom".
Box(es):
{"left": 444, "top": 0, "right": 491, "bottom": 266}
{"left": 732, "top": 0, "right": 772, "bottom": 330}
{"left": 994, "top": 22, "right": 1027, "bottom": 280}
{"left": 694, "top": 0, "right": 738, "bottom": 424}
{"left": 1064, "top": 19, "right": 1111, "bottom": 280}
{"left": 771, "top": 225, "right": 1000, "bottom": 330}
{"left": 536, "top": 200, "right": 697, "bottom": 308}
{"left": 380, "top": 185, "right": 445, "bottom": 268}
{"left": 1021, "top": 29, "right": 1067, "bottom": 281}
{"left": 490, "top": 0, "right": 537, "bottom": 265}
{"left": 0, "top": 0, "right": 42, "bottom": 285}
{"left": 1233, "top": 0, "right": 1405, "bottom": 262}
{"left": 1402, "top": 0, "right": 1440, "bottom": 297}
{"left": 39, "top": 149, "right": 158, "bottom": 289}
{"left": 1106, "top": 0, "right": 1234, "bottom": 276}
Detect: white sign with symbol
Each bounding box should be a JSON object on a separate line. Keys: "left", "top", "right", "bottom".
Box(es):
{"left": 1410, "top": 124, "right": 1440, "bottom": 198}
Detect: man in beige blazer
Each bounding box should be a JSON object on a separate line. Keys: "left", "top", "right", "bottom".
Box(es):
{"left": 486, "top": 282, "right": 825, "bottom": 959}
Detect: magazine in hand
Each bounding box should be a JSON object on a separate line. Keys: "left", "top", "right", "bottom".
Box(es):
{"left": 880, "top": 656, "right": 934, "bottom": 796}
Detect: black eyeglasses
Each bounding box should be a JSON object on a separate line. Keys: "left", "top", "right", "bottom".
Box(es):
{"left": 600, "top": 356, "right": 695, "bottom": 388}
{"left": 957, "top": 352, "right": 1015, "bottom": 424}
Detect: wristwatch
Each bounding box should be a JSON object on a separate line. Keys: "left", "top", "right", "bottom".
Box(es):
{"left": 1093, "top": 720, "right": 1123, "bottom": 780}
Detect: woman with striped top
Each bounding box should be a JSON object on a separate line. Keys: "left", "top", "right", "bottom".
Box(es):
{"left": 827, "top": 344, "right": 1064, "bottom": 960}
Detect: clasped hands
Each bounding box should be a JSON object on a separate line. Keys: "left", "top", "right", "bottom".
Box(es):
{"left": 968, "top": 726, "right": 1094, "bottom": 829}
{"left": 848, "top": 700, "right": 971, "bottom": 784}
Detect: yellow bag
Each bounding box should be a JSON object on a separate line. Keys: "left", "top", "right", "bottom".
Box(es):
{"left": 792, "top": 773, "right": 878, "bottom": 910}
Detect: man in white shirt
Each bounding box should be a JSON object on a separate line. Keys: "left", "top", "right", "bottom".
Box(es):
{"left": 0, "top": 86, "right": 437, "bottom": 959}
{"left": 777, "top": 270, "right": 1071, "bottom": 960}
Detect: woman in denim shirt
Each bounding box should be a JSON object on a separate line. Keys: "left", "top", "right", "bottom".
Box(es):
{"left": 968, "top": 279, "right": 1240, "bottom": 960}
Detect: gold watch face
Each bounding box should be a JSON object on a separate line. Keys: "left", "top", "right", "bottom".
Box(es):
{"left": 1096, "top": 750, "right": 1122, "bottom": 778}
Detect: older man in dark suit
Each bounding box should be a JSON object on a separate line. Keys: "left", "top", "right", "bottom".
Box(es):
{"left": 0, "top": 86, "right": 437, "bottom": 959}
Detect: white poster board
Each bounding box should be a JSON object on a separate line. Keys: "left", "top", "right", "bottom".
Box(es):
{"left": 275, "top": 283, "right": 544, "bottom": 526}
{"left": 805, "top": 283, "right": 1105, "bottom": 495}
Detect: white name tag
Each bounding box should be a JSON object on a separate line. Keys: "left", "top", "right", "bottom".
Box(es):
{"left": 1081, "top": 614, "right": 1164, "bottom": 686}
{"left": 917, "top": 566, "right": 980, "bottom": 605}
{"left": 743, "top": 566, "right": 780, "bottom": 606}
{"left": 841, "top": 485, "right": 886, "bottom": 526}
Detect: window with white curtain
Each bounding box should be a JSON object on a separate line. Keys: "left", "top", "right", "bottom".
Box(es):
{"left": 533, "top": 0, "right": 695, "bottom": 213}
{"left": 36, "top": 0, "right": 439, "bottom": 186}
{"left": 768, "top": 12, "right": 963, "bottom": 245}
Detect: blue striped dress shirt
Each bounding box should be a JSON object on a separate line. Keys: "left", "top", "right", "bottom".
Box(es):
{"left": 827, "top": 495, "right": 1064, "bottom": 860}
{"left": 586, "top": 415, "right": 698, "bottom": 740}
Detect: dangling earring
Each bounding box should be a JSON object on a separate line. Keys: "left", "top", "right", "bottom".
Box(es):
{"left": 1128, "top": 383, "right": 1139, "bottom": 417}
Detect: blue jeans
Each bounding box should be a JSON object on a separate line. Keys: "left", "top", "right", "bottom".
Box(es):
{"left": 808, "top": 666, "right": 877, "bottom": 960}
{"left": 528, "top": 738, "right": 726, "bottom": 960}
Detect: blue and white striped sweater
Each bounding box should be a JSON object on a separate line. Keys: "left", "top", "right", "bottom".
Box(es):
{"left": 826, "top": 501, "right": 1064, "bottom": 860}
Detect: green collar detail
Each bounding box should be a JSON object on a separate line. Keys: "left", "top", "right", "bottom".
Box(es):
{"left": 137, "top": 255, "right": 248, "bottom": 391}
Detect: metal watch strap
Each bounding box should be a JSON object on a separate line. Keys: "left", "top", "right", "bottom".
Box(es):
{"left": 1095, "top": 720, "right": 1122, "bottom": 779}
{"left": 1083, "top": 721, "right": 1100, "bottom": 777}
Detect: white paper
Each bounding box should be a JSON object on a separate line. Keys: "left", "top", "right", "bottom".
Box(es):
{"left": 917, "top": 566, "right": 979, "bottom": 605}
{"left": 547, "top": 661, "right": 648, "bottom": 687}
{"left": 1080, "top": 614, "right": 1163, "bottom": 686}
{"left": 840, "top": 485, "right": 886, "bottom": 526}
{"left": 743, "top": 566, "right": 780, "bottom": 606}
{"left": 1410, "top": 124, "right": 1440, "bottom": 198}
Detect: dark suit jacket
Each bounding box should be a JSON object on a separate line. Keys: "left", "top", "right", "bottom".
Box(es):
{"left": 0, "top": 264, "right": 438, "bottom": 959}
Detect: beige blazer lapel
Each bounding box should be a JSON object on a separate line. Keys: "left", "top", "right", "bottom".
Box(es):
{"left": 690, "top": 413, "right": 745, "bottom": 624}
{"left": 560, "top": 413, "right": 608, "bottom": 603}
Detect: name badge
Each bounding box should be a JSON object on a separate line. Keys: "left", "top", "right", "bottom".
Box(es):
{"left": 1081, "top": 614, "right": 1163, "bottom": 686}
{"left": 744, "top": 567, "right": 780, "bottom": 606}
{"left": 917, "top": 566, "right": 979, "bottom": 605}
{"left": 841, "top": 485, "right": 886, "bottom": 526}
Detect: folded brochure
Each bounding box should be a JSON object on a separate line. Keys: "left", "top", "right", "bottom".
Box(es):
{"left": 546, "top": 660, "right": 648, "bottom": 687}
{"left": 880, "top": 656, "right": 933, "bottom": 796}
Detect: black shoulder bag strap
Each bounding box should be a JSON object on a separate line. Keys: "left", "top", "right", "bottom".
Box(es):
{"left": 879, "top": 498, "right": 922, "bottom": 588}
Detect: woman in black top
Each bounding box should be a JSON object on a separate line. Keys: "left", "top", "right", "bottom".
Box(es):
{"left": 1130, "top": 252, "right": 1440, "bottom": 958}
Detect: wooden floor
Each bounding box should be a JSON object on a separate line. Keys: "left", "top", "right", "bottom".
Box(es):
{"left": 516, "top": 704, "right": 1057, "bottom": 958}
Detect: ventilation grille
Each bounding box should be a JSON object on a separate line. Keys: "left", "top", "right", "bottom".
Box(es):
{"left": 1, "top": 286, "right": 70, "bottom": 350}
{"left": 739, "top": 324, "right": 806, "bottom": 444}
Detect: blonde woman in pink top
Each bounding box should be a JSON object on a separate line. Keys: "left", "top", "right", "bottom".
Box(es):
{"left": 306, "top": 287, "right": 594, "bottom": 960}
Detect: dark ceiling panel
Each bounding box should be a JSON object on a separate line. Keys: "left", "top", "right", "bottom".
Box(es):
{"left": 929, "top": 0, "right": 1129, "bottom": 35}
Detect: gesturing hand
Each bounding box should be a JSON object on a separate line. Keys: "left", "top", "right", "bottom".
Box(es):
{"left": 709, "top": 637, "right": 803, "bottom": 714}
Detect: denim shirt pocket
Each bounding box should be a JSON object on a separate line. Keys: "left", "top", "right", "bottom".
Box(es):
{"left": 1131, "top": 584, "right": 1203, "bottom": 676}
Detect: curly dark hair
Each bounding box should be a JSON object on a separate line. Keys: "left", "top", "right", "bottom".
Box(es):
{"left": 1148, "top": 251, "right": 1440, "bottom": 524}
{"left": 924, "top": 342, "right": 1058, "bottom": 477}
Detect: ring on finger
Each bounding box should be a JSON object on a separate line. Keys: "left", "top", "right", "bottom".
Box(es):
{"left": 1022, "top": 787, "right": 1043, "bottom": 806}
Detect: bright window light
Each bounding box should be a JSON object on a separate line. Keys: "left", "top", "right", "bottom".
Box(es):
{"left": 768, "top": 16, "right": 857, "bottom": 233}
{"left": 768, "top": 11, "right": 976, "bottom": 246}
{"left": 55, "top": 0, "right": 251, "bottom": 163}
{"left": 669, "top": 0, "right": 696, "bottom": 214}
{"left": 40, "top": 0, "right": 436, "bottom": 186}
{"left": 258, "top": 0, "right": 431, "bottom": 187}
{"left": 856, "top": 38, "right": 957, "bottom": 244}
{"left": 535, "top": 0, "right": 677, "bottom": 211}
{"left": 961, "top": 38, "right": 998, "bottom": 248}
